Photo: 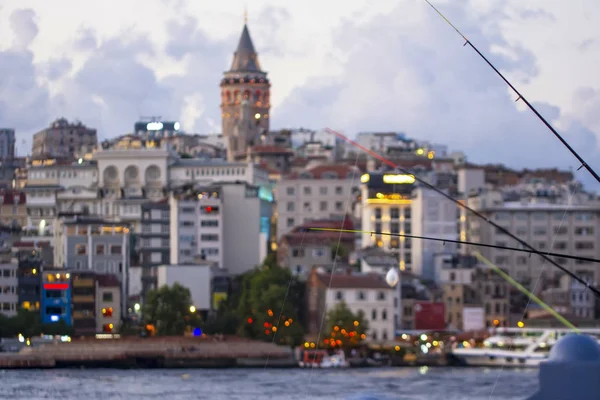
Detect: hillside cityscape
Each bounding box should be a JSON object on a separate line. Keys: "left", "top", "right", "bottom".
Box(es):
{"left": 0, "top": 20, "right": 598, "bottom": 358}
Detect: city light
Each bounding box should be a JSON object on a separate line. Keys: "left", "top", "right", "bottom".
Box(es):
{"left": 382, "top": 174, "right": 416, "bottom": 184}
{"left": 134, "top": 303, "right": 141, "bottom": 312}
{"left": 189, "top": 305, "right": 196, "bottom": 313}
{"left": 517, "top": 321, "right": 525, "bottom": 328}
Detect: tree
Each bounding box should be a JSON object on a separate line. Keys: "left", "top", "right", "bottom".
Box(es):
{"left": 324, "top": 301, "right": 369, "bottom": 348}
{"left": 143, "top": 283, "right": 200, "bottom": 336}
{"left": 238, "top": 265, "right": 305, "bottom": 346}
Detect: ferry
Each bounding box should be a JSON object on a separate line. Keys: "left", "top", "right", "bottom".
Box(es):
{"left": 448, "top": 328, "right": 600, "bottom": 367}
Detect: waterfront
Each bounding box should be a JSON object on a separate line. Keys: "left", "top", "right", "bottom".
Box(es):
{"left": 0, "top": 367, "right": 538, "bottom": 399}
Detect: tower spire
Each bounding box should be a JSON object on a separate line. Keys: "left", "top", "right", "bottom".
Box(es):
{"left": 243, "top": 6, "right": 248, "bottom": 24}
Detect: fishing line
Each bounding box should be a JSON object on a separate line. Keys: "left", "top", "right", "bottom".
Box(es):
{"left": 308, "top": 151, "right": 361, "bottom": 386}
{"left": 326, "top": 127, "right": 600, "bottom": 298}
{"left": 307, "top": 228, "right": 600, "bottom": 264}
{"left": 423, "top": 0, "right": 600, "bottom": 185}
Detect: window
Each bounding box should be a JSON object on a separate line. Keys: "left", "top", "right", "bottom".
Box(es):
{"left": 181, "top": 207, "right": 195, "bottom": 214}
{"left": 110, "top": 245, "right": 122, "bottom": 255}
{"left": 161, "top": 225, "right": 170, "bottom": 233}
{"left": 286, "top": 187, "right": 295, "bottom": 196}
{"left": 575, "top": 227, "right": 594, "bottom": 236}
{"left": 377, "top": 291, "right": 386, "bottom": 301}
{"left": 292, "top": 249, "right": 305, "bottom": 257}
{"left": 390, "top": 208, "right": 400, "bottom": 219}
{"left": 356, "top": 291, "right": 365, "bottom": 300}
{"left": 95, "top": 244, "right": 105, "bottom": 255}
{"left": 102, "top": 292, "right": 113, "bottom": 302}
{"left": 575, "top": 242, "right": 594, "bottom": 250}
{"left": 390, "top": 222, "right": 400, "bottom": 234}
{"left": 335, "top": 187, "right": 343, "bottom": 195}
{"left": 554, "top": 227, "right": 567, "bottom": 235}
{"left": 319, "top": 187, "right": 327, "bottom": 195}
{"left": 286, "top": 202, "right": 295, "bottom": 212}
{"left": 303, "top": 202, "right": 311, "bottom": 212}
{"left": 374, "top": 208, "right": 382, "bottom": 219}
{"left": 382, "top": 310, "right": 387, "bottom": 320}
{"left": 336, "top": 291, "right": 343, "bottom": 300}
{"left": 201, "top": 220, "right": 219, "bottom": 227}
{"left": 286, "top": 218, "right": 295, "bottom": 227}
{"left": 575, "top": 213, "right": 593, "bottom": 221}
{"left": 200, "top": 234, "right": 219, "bottom": 241}
{"left": 335, "top": 202, "right": 343, "bottom": 211}
{"left": 303, "top": 187, "right": 311, "bottom": 196}
{"left": 404, "top": 208, "right": 411, "bottom": 219}
{"left": 371, "top": 309, "right": 377, "bottom": 320}
{"left": 76, "top": 244, "right": 87, "bottom": 255}
{"left": 312, "top": 248, "right": 326, "bottom": 258}
{"left": 319, "top": 201, "right": 327, "bottom": 211}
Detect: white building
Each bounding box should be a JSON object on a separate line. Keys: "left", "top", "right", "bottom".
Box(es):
{"left": 156, "top": 264, "right": 214, "bottom": 312}
{"left": 276, "top": 164, "right": 361, "bottom": 240}
{"left": 411, "top": 187, "right": 459, "bottom": 280}
{"left": 169, "top": 186, "right": 224, "bottom": 267}
{"left": 168, "top": 182, "right": 272, "bottom": 275}
{"left": 0, "top": 263, "right": 17, "bottom": 317}
{"left": 308, "top": 270, "right": 396, "bottom": 341}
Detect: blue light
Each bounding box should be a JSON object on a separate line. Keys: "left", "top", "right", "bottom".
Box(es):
{"left": 50, "top": 315, "right": 59, "bottom": 322}
{"left": 193, "top": 327, "right": 202, "bottom": 337}
{"left": 258, "top": 186, "right": 273, "bottom": 202}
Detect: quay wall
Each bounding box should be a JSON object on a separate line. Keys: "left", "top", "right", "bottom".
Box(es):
{"left": 0, "top": 336, "right": 297, "bottom": 369}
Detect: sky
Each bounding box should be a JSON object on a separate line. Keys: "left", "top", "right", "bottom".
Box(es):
{"left": 1, "top": 0, "right": 600, "bottom": 190}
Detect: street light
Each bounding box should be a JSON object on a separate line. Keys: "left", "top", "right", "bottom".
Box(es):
{"left": 134, "top": 303, "right": 141, "bottom": 312}
{"left": 254, "top": 113, "right": 261, "bottom": 120}
{"left": 189, "top": 305, "right": 196, "bottom": 313}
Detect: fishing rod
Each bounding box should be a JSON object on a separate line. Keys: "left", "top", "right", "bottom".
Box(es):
{"left": 325, "top": 127, "right": 600, "bottom": 298}
{"left": 308, "top": 227, "right": 600, "bottom": 265}
{"left": 423, "top": 0, "right": 600, "bottom": 185}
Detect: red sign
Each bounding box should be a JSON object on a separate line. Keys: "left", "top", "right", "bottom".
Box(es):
{"left": 413, "top": 301, "right": 445, "bottom": 330}
{"left": 44, "top": 283, "right": 69, "bottom": 290}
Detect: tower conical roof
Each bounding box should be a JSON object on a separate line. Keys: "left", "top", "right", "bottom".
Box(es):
{"left": 229, "top": 24, "right": 262, "bottom": 72}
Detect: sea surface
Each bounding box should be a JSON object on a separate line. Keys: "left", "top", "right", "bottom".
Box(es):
{"left": 0, "top": 367, "right": 538, "bottom": 399}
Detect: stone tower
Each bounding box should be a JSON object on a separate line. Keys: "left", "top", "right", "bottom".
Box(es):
{"left": 220, "top": 21, "right": 271, "bottom": 161}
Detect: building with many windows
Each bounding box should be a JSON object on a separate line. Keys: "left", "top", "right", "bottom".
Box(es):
{"left": 138, "top": 201, "right": 170, "bottom": 295}
{"left": 360, "top": 172, "right": 415, "bottom": 272}
{"left": 32, "top": 118, "right": 97, "bottom": 159}
{"left": 53, "top": 215, "right": 131, "bottom": 315}
{"left": 0, "top": 263, "right": 18, "bottom": 317}
{"left": 306, "top": 268, "right": 396, "bottom": 341}
{"left": 275, "top": 164, "right": 361, "bottom": 240}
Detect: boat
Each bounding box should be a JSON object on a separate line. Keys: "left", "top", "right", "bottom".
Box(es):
{"left": 298, "top": 349, "right": 349, "bottom": 368}
{"left": 448, "top": 327, "right": 600, "bottom": 367}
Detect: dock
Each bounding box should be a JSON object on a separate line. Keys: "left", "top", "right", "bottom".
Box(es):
{"left": 0, "top": 336, "right": 298, "bottom": 369}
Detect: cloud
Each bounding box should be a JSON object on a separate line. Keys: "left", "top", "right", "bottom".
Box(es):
{"left": 274, "top": 0, "right": 600, "bottom": 185}
{"left": 0, "top": 9, "right": 50, "bottom": 140}
{"left": 9, "top": 8, "right": 38, "bottom": 50}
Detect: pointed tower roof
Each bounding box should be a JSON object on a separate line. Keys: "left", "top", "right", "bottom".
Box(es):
{"left": 229, "top": 24, "right": 263, "bottom": 73}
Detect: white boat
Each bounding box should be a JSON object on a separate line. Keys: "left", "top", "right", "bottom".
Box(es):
{"left": 449, "top": 327, "right": 600, "bottom": 368}
{"left": 298, "top": 349, "right": 349, "bottom": 368}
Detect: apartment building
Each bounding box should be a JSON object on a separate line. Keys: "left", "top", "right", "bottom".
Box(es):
{"left": 169, "top": 186, "right": 224, "bottom": 267}
{"left": 139, "top": 201, "right": 170, "bottom": 295}
{"left": 276, "top": 164, "right": 361, "bottom": 240}
{"left": 96, "top": 274, "right": 121, "bottom": 333}
{"left": 277, "top": 219, "right": 356, "bottom": 278}
{"left": 360, "top": 172, "right": 415, "bottom": 272}
{"left": 13, "top": 242, "right": 47, "bottom": 311}
{"left": 32, "top": 118, "right": 97, "bottom": 159}
{"left": 168, "top": 182, "right": 272, "bottom": 275}
{"left": 0, "top": 263, "right": 18, "bottom": 317}
{"left": 411, "top": 187, "right": 459, "bottom": 280}
{"left": 463, "top": 186, "right": 600, "bottom": 284}
{"left": 0, "top": 190, "right": 27, "bottom": 227}
{"left": 71, "top": 271, "right": 97, "bottom": 335}
{"left": 0, "top": 129, "right": 16, "bottom": 160}
{"left": 53, "top": 215, "right": 130, "bottom": 314}
{"left": 307, "top": 269, "right": 396, "bottom": 341}
{"left": 41, "top": 269, "right": 72, "bottom": 325}
{"left": 439, "top": 255, "right": 510, "bottom": 329}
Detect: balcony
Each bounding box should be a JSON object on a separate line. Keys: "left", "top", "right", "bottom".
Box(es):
{"left": 73, "top": 310, "right": 96, "bottom": 319}
{"left": 72, "top": 295, "right": 95, "bottom": 303}
{"left": 73, "top": 279, "right": 95, "bottom": 287}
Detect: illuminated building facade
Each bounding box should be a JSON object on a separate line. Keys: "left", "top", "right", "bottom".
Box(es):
{"left": 133, "top": 120, "right": 181, "bottom": 139}
{"left": 360, "top": 172, "right": 415, "bottom": 272}
{"left": 41, "top": 270, "right": 72, "bottom": 325}
{"left": 14, "top": 243, "right": 47, "bottom": 312}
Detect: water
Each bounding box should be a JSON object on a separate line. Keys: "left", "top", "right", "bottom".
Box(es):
{"left": 0, "top": 367, "right": 538, "bottom": 399}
